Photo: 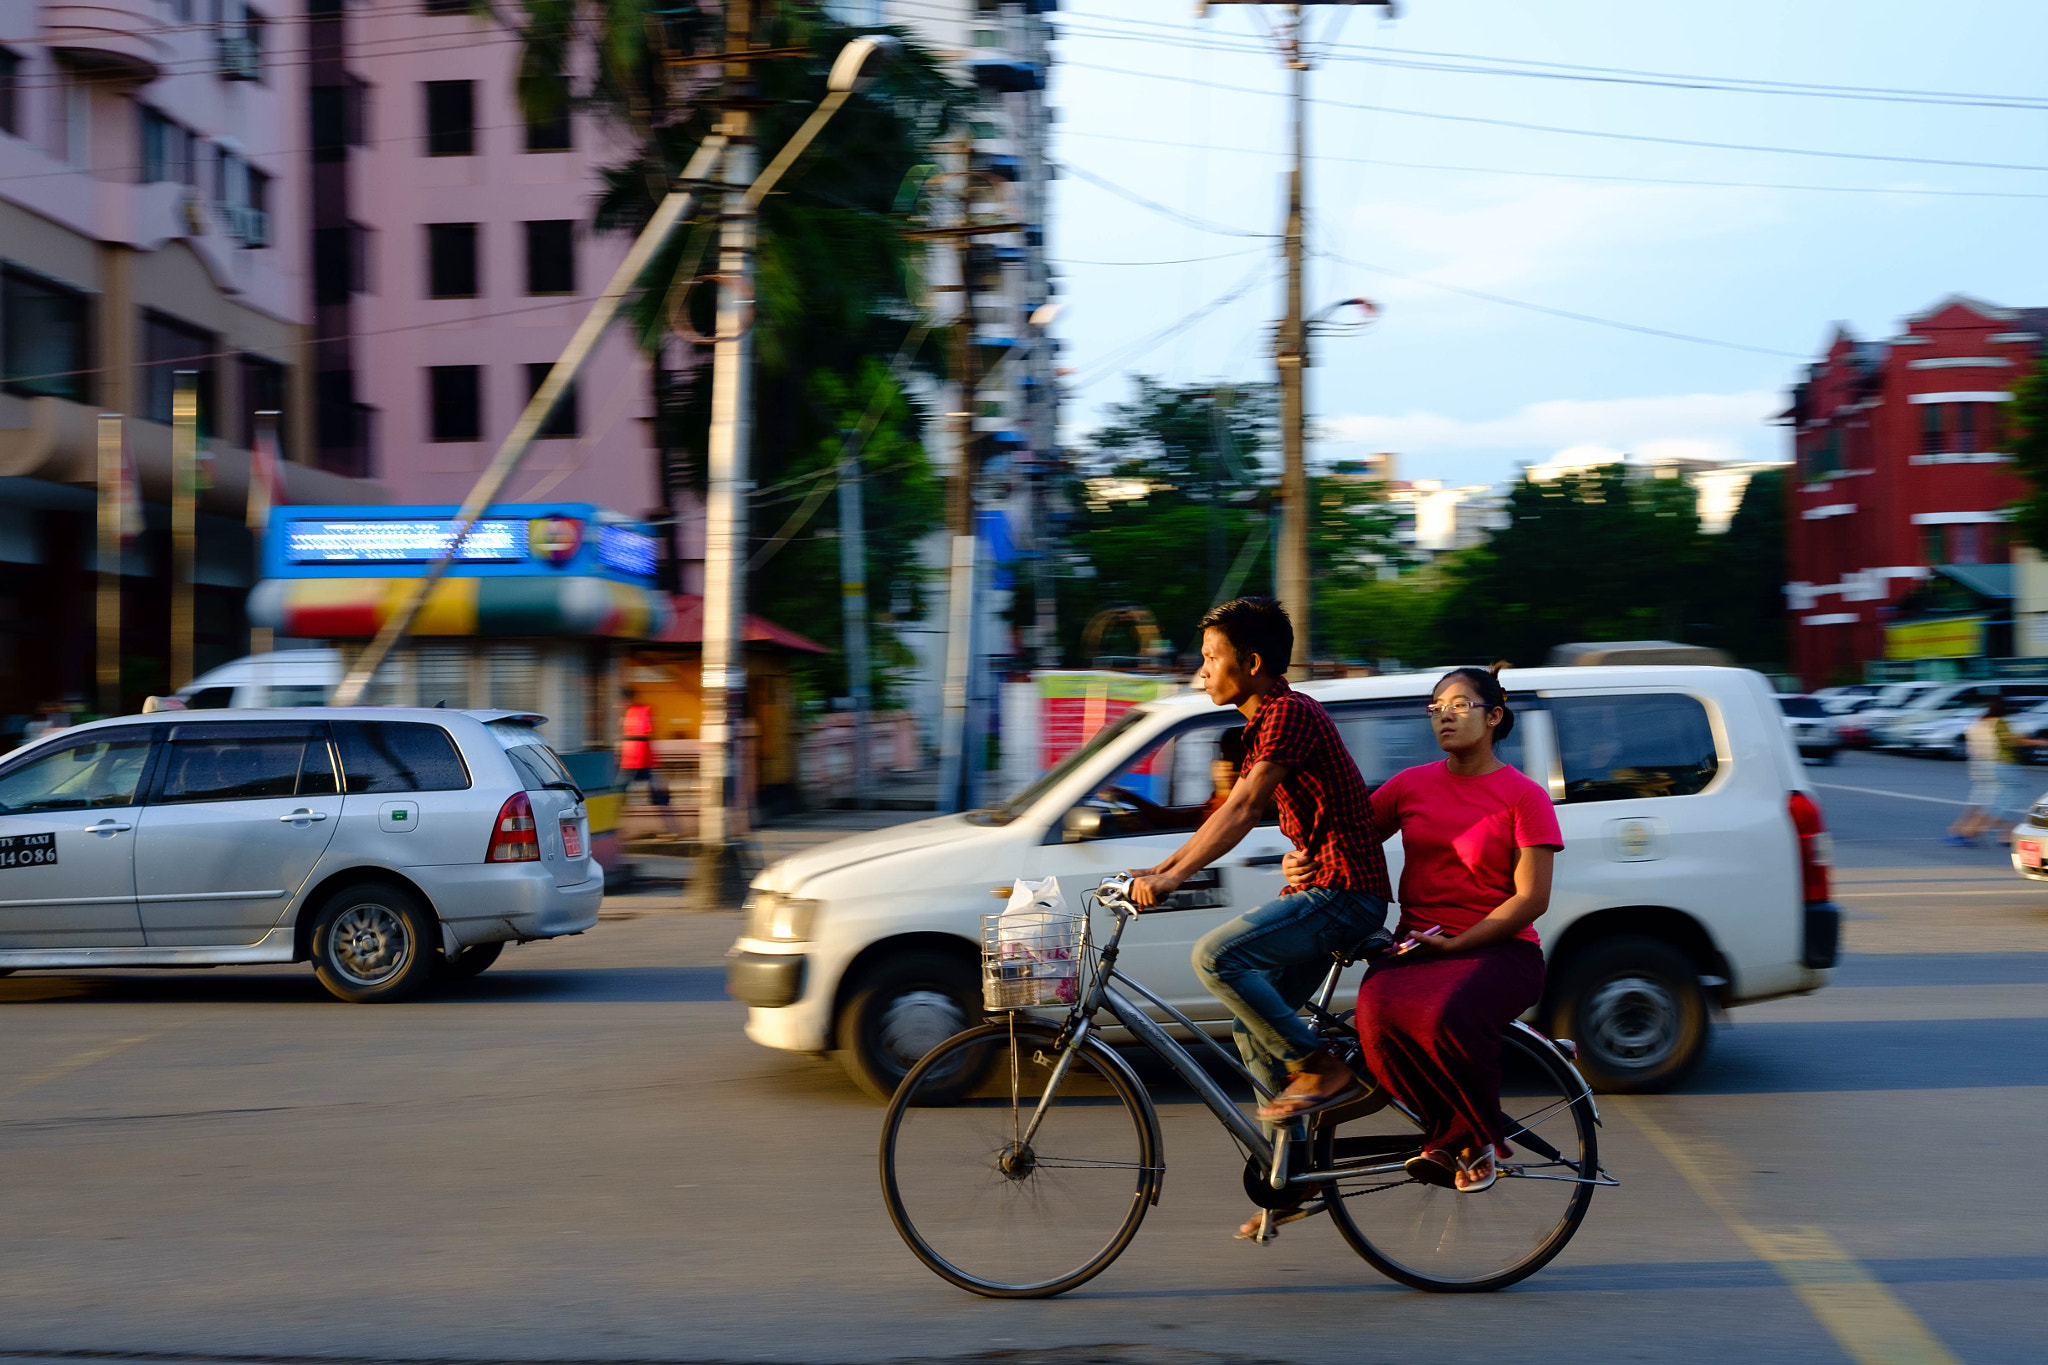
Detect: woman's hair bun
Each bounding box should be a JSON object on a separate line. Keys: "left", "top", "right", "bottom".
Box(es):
{"left": 1488, "top": 659, "right": 1511, "bottom": 678}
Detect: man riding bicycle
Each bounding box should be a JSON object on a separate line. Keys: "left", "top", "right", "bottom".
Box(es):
{"left": 1129, "top": 598, "right": 1391, "bottom": 1137}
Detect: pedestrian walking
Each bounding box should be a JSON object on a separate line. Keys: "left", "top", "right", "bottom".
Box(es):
{"left": 1946, "top": 695, "right": 2045, "bottom": 846}
{"left": 620, "top": 688, "right": 680, "bottom": 839}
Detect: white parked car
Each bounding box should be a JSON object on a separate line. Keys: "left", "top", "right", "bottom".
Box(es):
{"left": 729, "top": 666, "right": 1839, "bottom": 1098}
{"left": 1776, "top": 694, "right": 1841, "bottom": 764}
{"left": 1869, "top": 680, "right": 2048, "bottom": 753}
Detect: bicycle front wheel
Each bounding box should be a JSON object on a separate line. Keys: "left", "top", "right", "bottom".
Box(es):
{"left": 1319, "top": 1025, "right": 1599, "bottom": 1292}
{"left": 879, "top": 1018, "right": 1160, "bottom": 1299}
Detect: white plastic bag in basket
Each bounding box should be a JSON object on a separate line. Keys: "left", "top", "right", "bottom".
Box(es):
{"left": 1001, "top": 875, "right": 1066, "bottom": 920}
{"left": 997, "top": 877, "right": 1078, "bottom": 1001}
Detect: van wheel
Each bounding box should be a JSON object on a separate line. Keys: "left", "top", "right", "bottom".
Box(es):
{"left": 836, "top": 951, "right": 987, "bottom": 1103}
{"left": 1547, "top": 935, "right": 1709, "bottom": 1094}
{"left": 311, "top": 882, "right": 437, "bottom": 1004}
{"left": 435, "top": 941, "right": 504, "bottom": 981}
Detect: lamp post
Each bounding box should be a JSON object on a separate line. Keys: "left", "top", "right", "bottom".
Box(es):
{"left": 694, "top": 33, "right": 902, "bottom": 906}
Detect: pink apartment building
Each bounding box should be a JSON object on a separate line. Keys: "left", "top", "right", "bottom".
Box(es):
{"left": 310, "top": 0, "right": 674, "bottom": 538}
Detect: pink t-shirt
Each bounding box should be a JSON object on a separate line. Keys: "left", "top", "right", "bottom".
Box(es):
{"left": 1368, "top": 760, "right": 1564, "bottom": 943}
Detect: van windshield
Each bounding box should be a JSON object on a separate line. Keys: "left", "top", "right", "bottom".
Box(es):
{"left": 988, "top": 709, "right": 1153, "bottom": 824}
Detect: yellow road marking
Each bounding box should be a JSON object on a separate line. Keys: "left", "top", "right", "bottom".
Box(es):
{"left": 1625, "top": 1103, "right": 1961, "bottom": 1365}
{"left": 0, "top": 1024, "right": 186, "bottom": 1103}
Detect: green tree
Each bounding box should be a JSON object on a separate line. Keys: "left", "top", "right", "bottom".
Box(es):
{"left": 1708, "top": 467, "right": 1787, "bottom": 667}
{"left": 1024, "top": 377, "right": 1412, "bottom": 662}
{"left": 1434, "top": 465, "right": 1709, "bottom": 666}
{"left": 2007, "top": 350, "right": 2048, "bottom": 550}
{"left": 485, "top": 2, "right": 969, "bottom": 700}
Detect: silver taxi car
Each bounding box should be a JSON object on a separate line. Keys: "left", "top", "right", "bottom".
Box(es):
{"left": 0, "top": 708, "right": 600, "bottom": 1002}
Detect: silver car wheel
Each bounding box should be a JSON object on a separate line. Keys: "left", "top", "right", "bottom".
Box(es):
{"left": 878, "top": 989, "right": 971, "bottom": 1074}
{"left": 330, "top": 903, "right": 412, "bottom": 987}
{"left": 1583, "top": 974, "right": 1678, "bottom": 1067}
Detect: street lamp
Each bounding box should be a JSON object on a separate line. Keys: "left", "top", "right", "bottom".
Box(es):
{"left": 696, "top": 34, "right": 900, "bottom": 906}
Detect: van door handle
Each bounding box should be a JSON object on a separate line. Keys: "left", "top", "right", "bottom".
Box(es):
{"left": 88, "top": 820, "right": 133, "bottom": 835}
{"left": 1242, "top": 853, "right": 1284, "bottom": 867}
{"left": 280, "top": 809, "right": 329, "bottom": 823}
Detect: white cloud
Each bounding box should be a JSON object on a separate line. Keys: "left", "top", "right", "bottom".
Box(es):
{"left": 1319, "top": 389, "right": 1784, "bottom": 473}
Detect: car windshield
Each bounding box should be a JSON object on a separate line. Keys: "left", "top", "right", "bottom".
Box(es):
{"left": 990, "top": 708, "right": 1156, "bottom": 823}
{"left": 1777, "top": 697, "right": 1827, "bottom": 717}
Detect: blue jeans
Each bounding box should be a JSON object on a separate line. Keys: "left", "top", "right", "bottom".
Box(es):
{"left": 1192, "top": 885, "right": 1390, "bottom": 1099}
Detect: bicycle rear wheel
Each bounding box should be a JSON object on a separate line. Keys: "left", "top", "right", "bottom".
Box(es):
{"left": 1318, "top": 1025, "right": 1598, "bottom": 1292}
{"left": 879, "top": 1018, "right": 1160, "bottom": 1299}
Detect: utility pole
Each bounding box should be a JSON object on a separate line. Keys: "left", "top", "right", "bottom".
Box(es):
{"left": 95, "top": 414, "right": 123, "bottom": 715}
{"left": 170, "top": 371, "right": 198, "bottom": 689}
{"left": 935, "top": 133, "right": 981, "bottom": 813}
{"left": 1275, "top": 5, "right": 1311, "bottom": 677}
{"left": 836, "top": 447, "right": 873, "bottom": 808}
{"left": 696, "top": 0, "right": 758, "bottom": 905}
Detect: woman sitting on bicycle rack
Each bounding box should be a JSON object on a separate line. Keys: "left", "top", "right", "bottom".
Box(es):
{"left": 1292, "top": 663, "right": 1562, "bottom": 1196}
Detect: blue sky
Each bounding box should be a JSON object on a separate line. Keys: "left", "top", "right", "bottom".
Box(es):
{"left": 1042, "top": 1, "right": 2048, "bottom": 489}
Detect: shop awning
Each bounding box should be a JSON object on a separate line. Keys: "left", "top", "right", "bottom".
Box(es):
{"left": 653, "top": 594, "right": 828, "bottom": 654}
{"left": 248, "top": 575, "right": 671, "bottom": 639}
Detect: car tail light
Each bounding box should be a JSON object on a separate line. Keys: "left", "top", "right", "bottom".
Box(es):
{"left": 1788, "top": 790, "right": 1831, "bottom": 903}
{"left": 487, "top": 792, "right": 540, "bottom": 862}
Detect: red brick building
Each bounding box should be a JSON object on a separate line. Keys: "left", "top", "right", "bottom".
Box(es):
{"left": 1785, "top": 295, "right": 2046, "bottom": 687}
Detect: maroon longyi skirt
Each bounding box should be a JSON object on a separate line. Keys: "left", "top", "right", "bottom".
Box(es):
{"left": 1354, "top": 938, "right": 1546, "bottom": 1156}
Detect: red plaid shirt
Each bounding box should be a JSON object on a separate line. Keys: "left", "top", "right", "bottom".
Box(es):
{"left": 1241, "top": 679, "right": 1391, "bottom": 898}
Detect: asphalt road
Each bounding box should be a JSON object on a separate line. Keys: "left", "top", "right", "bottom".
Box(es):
{"left": 2, "top": 752, "right": 2044, "bottom": 1365}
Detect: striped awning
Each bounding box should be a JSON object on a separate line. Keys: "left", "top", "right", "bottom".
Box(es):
{"left": 248, "top": 576, "right": 671, "bottom": 639}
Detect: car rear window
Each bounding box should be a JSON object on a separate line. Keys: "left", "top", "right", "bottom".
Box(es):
{"left": 330, "top": 720, "right": 470, "bottom": 793}
{"left": 1777, "top": 697, "right": 1827, "bottom": 718}
{"left": 159, "top": 722, "right": 334, "bottom": 803}
{"left": 504, "top": 742, "right": 580, "bottom": 795}
{"left": 1552, "top": 694, "right": 1719, "bottom": 803}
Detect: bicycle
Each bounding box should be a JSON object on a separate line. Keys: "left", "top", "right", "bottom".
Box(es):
{"left": 879, "top": 873, "right": 1614, "bottom": 1299}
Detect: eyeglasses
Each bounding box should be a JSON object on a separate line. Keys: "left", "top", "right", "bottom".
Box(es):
{"left": 1424, "top": 699, "right": 1488, "bottom": 718}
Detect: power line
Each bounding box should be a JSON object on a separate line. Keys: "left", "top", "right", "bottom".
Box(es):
{"left": 1060, "top": 8, "right": 2048, "bottom": 110}
{"left": 1053, "top": 127, "right": 2048, "bottom": 202}
{"left": 1066, "top": 260, "right": 1273, "bottom": 390}
{"left": 1058, "top": 60, "right": 2048, "bottom": 175}
{"left": 1312, "top": 243, "right": 1807, "bottom": 359}
{"left": 1052, "top": 248, "right": 1264, "bottom": 267}
{"left": 1055, "top": 160, "right": 1272, "bottom": 238}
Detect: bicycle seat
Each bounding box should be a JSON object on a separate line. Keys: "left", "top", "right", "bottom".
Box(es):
{"left": 1331, "top": 924, "right": 1395, "bottom": 966}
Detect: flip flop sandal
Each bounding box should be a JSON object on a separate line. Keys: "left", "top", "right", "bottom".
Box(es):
{"left": 1255, "top": 1079, "right": 1366, "bottom": 1122}
{"left": 1404, "top": 1149, "right": 1456, "bottom": 1189}
{"left": 1232, "top": 1199, "right": 1325, "bottom": 1242}
{"left": 1455, "top": 1146, "right": 1499, "bottom": 1194}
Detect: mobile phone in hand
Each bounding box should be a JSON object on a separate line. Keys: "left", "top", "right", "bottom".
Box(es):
{"left": 1394, "top": 925, "right": 1446, "bottom": 955}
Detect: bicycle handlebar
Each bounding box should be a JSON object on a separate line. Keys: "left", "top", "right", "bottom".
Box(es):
{"left": 1092, "top": 873, "right": 1140, "bottom": 920}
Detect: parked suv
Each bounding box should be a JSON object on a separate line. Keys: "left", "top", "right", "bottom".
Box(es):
{"left": 0, "top": 709, "right": 600, "bottom": 1002}
{"left": 729, "top": 666, "right": 1839, "bottom": 1098}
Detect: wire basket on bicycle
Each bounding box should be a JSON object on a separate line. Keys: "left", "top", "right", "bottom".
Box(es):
{"left": 981, "top": 907, "right": 1088, "bottom": 1010}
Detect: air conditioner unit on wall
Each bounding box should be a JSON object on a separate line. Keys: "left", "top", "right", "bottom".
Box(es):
{"left": 218, "top": 203, "right": 270, "bottom": 247}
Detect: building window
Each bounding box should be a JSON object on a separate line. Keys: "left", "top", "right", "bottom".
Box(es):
{"left": 423, "top": 80, "right": 474, "bottom": 156}
{"left": 0, "top": 48, "right": 20, "bottom": 138}
{"left": 422, "top": 0, "right": 468, "bottom": 13}
{"left": 523, "top": 220, "right": 576, "bottom": 295}
{"left": 1955, "top": 402, "right": 1981, "bottom": 455}
{"left": 238, "top": 352, "right": 288, "bottom": 455}
{"left": 310, "top": 85, "right": 346, "bottom": 162}
{"left": 1922, "top": 525, "right": 1944, "bottom": 564}
{"left": 1920, "top": 403, "right": 1944, "bottom": 456}
{"left": 2, "top": 266, "right": 93, "bottom": 402}
{"left": 314, "top": 222, "right": 373, "bottom": 305}
{"left": 524, "top": 363, "right": 578, "bottom": 437}
{"left": 428, "top": 365, "right": 481, "bottom": 442}
{"left": 141, "top": 310, "right": 218, "bottom": 435}
{"left": 426, "top": 222, "right": 479, "bottom": 298}
{"left": 138, "top": 106, "right": 195, "bottom": 183}
{"left": 524, "top": 103, "right": 570, "bottom": 152}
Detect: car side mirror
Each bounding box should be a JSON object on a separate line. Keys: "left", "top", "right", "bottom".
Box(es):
{"left": 1062, "top": 806, "right": 1103, "bottom": 843}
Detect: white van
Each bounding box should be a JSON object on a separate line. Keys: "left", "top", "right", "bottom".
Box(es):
{"left": 728, "top": 666, "right": 1839, "bottom": 1099}
{"left": 176, "top": 650, "right": 341, "bottom": 710}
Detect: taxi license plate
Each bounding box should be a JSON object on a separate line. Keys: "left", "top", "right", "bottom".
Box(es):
{"left": 2019, "top": 839, "right": 2042, "bottom": 868}
{"left": 560, "top": 821, "right": 584, "bottom": 859}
